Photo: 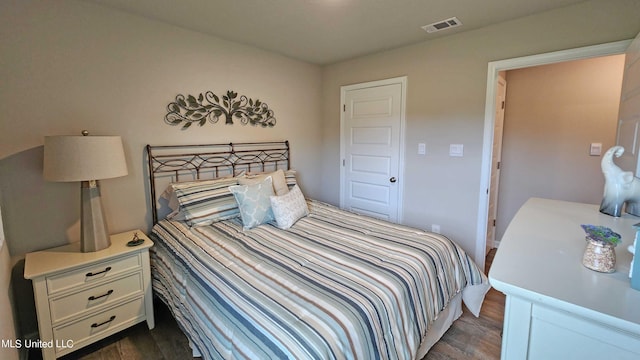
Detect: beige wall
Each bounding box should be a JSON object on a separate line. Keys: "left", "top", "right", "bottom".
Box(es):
{"left": 0, "top": 0, "right": 322, "bottom": 345}
{"left": 0, "top": 0, "right": 323, "bottom": 255}
{"left": 0, "top": 193, "right": 17, "bottom": 360}
{"left": 0, "top": 244, "right": 18, "bottom": 360}
{"left": 496, "top": 55, "right": 625, "bottom": 242}
{"left": 321, "top": 0, "right": 640, "bottom": 258}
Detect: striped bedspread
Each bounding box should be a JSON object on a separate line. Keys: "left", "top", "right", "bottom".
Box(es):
{"left": 150, "top": 200, "right": 489, "bottom": 360}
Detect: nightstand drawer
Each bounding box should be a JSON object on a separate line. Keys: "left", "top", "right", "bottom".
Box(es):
{"left": 25, "top": 230, "right": 154, "bottom": 360}
{"left": 49, "top": 272, "right": 143, "bottom": 323}
{"left": 53, "top": 297, "right": 145, "bottom": 353}
{"left": 47, "top": 253, "right": 141, "bottom": 294}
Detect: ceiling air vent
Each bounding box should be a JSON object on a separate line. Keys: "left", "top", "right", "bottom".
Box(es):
{"left": 421, "top": 17, "right": 462, "bottom": 33}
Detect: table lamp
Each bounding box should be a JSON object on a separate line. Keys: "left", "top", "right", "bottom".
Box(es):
{"left": 43, "top": 131, "right": 128, "bottom": 252}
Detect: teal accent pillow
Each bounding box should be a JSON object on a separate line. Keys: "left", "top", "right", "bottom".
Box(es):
{"left": 229, "top": 176, "right": 275, "bottom": 229}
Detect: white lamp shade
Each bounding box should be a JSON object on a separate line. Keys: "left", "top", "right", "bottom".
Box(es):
{"left": 44, "top": 135, "right": 128, "bottom": 182}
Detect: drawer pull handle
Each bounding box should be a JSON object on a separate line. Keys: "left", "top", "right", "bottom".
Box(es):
{"left": 91, "top": 315, "right": 116, "bottom": 328}
{"left": 86, "top": 266, "right": 112, "bottom": 277}
{"left": 88, "top": 289, "right": 114, "bottom": 301}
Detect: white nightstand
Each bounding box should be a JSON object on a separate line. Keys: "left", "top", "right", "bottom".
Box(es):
{"left": 24, "top": 230, "right": 155, "bottom": 360}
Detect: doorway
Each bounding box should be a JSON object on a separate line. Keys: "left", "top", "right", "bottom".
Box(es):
{"left": 486, "top": 72, "right": 507, "bottom": 253}
{"left": 495, "top": 56, "right": 624, "bottom": 246}
{"left": 475, "top": 40, "right": 631, "bottom": 266}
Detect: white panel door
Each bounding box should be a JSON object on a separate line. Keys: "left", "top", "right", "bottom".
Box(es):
{"left": 617, "top": 31, "right": 640, "bottom": 176}
{"left": 342, "top": 81, "right": 403, "bottom": 222}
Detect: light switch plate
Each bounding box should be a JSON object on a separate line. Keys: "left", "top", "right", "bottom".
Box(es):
{"left": 449, "top": 144, "right": 464, "bottom": 157}
{"left": 418, "top": 143, "right": 426, "bottom": 155}
{"left": 590, "top": 143, "right": 602, "bottom": 156}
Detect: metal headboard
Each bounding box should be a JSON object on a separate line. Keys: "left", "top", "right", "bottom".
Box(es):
{"left": 146, "top": 141, "right": 290, "bottom": 224}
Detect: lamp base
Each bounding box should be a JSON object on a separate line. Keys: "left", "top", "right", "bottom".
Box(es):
{"left": 81, "top": 180, "right": 111, "bottom": 252}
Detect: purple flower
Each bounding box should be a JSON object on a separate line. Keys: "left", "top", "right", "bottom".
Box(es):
{"left": 581, "top": 224, "right": 621, "bottom": 246}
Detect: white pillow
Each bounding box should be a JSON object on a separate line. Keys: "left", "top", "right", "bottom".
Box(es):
{"left": 269, "top": 185, "right": 309, "bottom": 229}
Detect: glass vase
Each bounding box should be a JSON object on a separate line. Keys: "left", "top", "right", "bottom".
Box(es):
{"left": 582, "top": 237, "right": 616, "bottom": 273}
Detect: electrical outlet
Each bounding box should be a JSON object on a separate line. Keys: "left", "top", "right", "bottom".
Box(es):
{"left": 431, "top": 224, "right": 441, "bottom": 234}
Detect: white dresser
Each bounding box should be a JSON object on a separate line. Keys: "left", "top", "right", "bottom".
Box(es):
{"left": 489, "top": 198, "right": 640, "bottom": 359}
{"left": 24, "top": 230, "right": 154, "bottom": 360}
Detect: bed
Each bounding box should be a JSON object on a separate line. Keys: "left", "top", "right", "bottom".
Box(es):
{"left": 146, "top": 141, "right": 489, "bottom": 360}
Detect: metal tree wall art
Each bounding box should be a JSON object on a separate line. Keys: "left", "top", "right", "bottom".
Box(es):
{"left": 165, "top": 90, "right": 276, "bottom": 130}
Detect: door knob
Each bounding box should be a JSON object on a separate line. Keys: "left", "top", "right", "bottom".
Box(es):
{"left": 390, "top": 177, "right": 397, "bottom": 183}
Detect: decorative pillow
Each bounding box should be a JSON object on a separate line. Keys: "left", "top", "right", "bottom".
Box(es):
{"left": 160, "top": 171, "right": 246, "bottom": 219}
{"left": 284, "top": 169, "right": 298, "bottom": 189}
{"left": 160, "top": 185, "right": 180, "bottom": 213}
{"left": 173, "top": 177, "right": 240, "bottom": 226}
{"left": 159, "top": 185, "right": 181, "bottom": 219}
{"left": 239, "top": 169, "right": 289, "bottom": 196}
{"left": 270, "top": 185, "right": 309, "bottom": 230}
{"left": 160, "top": 179, "right": 201, "bottom": 217}
{"left": 229, "top": 176, "right": 276, "bottom": 229}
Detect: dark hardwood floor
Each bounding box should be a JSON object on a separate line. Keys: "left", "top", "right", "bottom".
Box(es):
{"left": 423, "top": 249, "right": 504, "bottom": 360}
{"left": 34, "top": 250, "right": 504, "bottom": 360}
{"left": 33, "top": 302, "right": 194, "bottom": 360}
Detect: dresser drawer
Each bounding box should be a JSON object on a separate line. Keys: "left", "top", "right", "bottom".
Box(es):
{"left": 49, "top": 272, "right": 143, "bottom": 324}
{"left": 47, "top": 254, "right": 141, "bottom": 294}
{"left": 53, "top": 297, "right": 145, "bottom": 353}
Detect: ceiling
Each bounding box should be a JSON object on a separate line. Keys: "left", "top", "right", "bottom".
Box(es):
{"left": 83, "top": 0, "right": 589, "bottom": 65}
